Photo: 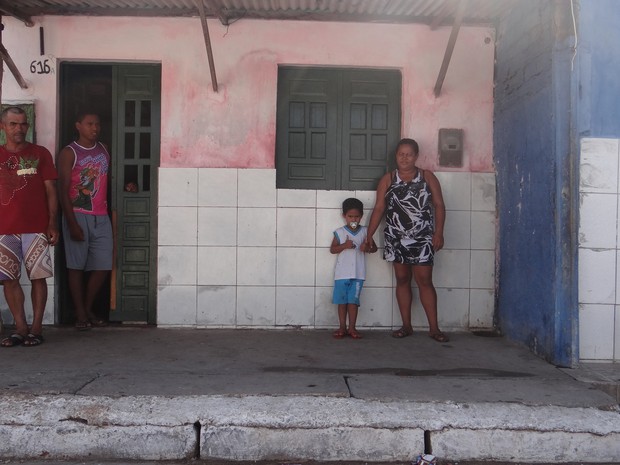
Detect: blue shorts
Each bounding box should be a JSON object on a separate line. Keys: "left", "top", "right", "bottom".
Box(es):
{"left": 62, "top": 213, "right": 113, "bottom": 271}
{"left": 332, "top": 279, "right": 364, "bottom": 305}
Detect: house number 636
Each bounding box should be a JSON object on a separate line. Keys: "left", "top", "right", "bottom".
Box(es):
{"left": 30, "top": 59, "right": 52, "bottom": 74}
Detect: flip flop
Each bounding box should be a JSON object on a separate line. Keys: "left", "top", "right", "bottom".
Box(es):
{"left": 332, "top": 328, "right": 348, "bottom": 339}
{"left": 89, "top": 319, "right": 108, "bottom": 327}
{"left": 23, "top": 333, "right": 44, "bottom": 347}
{"left": 348, "top": 329, "right": 363, "bottom": 339}
{"left": 75, "top": 320, "right": 92, "bottom": 331}
{"left": 429, "top": 332, "right": 449, "bottom": 343}
{"left": 0, "top": 333, "right": 25, "bottom": 347}
{"left": 392, "top": 327, "right": 413, "bottom": 338}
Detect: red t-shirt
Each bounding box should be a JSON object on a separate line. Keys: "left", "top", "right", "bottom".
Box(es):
{"left": 0, "top": 143, "right": 58, "bottom": 234}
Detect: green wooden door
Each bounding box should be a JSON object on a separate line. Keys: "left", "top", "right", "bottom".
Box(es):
{"left": 276, "top": 67, "right": 401, "bottom": 190}
{"left": 110, "top": 65, "right": 161, "bottom": 323}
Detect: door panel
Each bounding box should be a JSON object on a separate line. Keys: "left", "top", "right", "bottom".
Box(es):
{"left": 110, "top": 64, "right": 161, "bottom": 323}
{"left": 276, "top": 67, "right": 401, "bottom": 190}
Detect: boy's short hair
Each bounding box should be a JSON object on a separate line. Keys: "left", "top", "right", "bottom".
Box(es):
{"left": 75, "top": 109, "right": 99, "bottom": 123}
{"left": 342, "top": 197, "right": 363, "bottom": 215}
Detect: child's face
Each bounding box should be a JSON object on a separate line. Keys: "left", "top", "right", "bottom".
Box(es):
{"left": 344, "top": 209, "right": 362, "bottom": 230}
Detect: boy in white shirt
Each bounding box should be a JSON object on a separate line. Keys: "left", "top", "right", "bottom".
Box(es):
{"left": 330, "top": 198, "right": 377, "bottom": 339}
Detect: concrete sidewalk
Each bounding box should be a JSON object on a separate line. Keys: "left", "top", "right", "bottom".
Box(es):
{"left": 0, "top": 327, "right": 618, "bottom": 463}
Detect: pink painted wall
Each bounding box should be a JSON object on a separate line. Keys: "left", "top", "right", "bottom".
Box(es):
{"left": 3, "top": 15, "right": 494, "bottom": 172}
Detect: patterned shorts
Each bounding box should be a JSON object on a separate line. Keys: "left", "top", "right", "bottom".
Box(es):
{"left": 0, "top": 233, "right": 54, "bottom": 281}
{"left": 384, "top": 234, "right": 435, "bottom": 265}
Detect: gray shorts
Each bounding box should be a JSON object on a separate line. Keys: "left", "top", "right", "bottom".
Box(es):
{"left": 62, "top": 213, "right": 113, "bottom": 271}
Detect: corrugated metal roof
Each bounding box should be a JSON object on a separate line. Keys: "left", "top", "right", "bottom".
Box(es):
{"left": 3, "top": 0, "right": 516, "bottom": 27}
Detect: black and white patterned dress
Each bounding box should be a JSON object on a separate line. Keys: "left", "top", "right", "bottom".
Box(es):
{"left": 383, "top": 169, "right": 435, "bottom": 265}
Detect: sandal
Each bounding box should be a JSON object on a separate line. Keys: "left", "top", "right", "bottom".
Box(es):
{"left": 23, "top": 333, "right": 44, "bottom": 347}
{"left": 429, "top": 332, "right": 449, "bottom": 343}
{"left": 333, "top": 328, "right": 348, "bottom": 339}
{"left": 75, "top": 320, "right": 92, "bottom": 331}
{"left": 89, "top": 318, "right": 108, "bottom": 328}
{"left": 392, "top": 327, "right": 413, "bottom": 338}
{"left": 348, "top": 329, "right": 363, "bottom": 339}
{"left": 0, "top": 333, "right": 25, "bottom": 347}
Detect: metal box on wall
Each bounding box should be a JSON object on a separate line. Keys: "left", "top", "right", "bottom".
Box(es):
{"left": 438, "top": 128, "right": 463, "bottom": 167}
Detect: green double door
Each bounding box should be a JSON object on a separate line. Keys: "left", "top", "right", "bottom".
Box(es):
{"left": 59, "top": 63, "right": 161, "bottom": 324}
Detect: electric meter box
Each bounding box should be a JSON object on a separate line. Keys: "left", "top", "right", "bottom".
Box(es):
{"left": 438, "top": 128, "right": 463, "bottom": 167}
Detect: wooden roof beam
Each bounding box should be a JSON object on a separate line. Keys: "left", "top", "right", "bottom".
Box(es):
{"left": 0, "top": 42, "right": 28, "bottom": 89}
{"left": 0, "top": 0, "right": 34, "bottom": 27}
{"left": 195, "top": 0, "right": 219, "bottom": 92}
{"left": 433, "top": 0, "right": 466, "bottom": 97}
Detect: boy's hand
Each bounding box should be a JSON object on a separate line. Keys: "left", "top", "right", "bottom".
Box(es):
{"left": 343, "top": 236, "right": 355, "bottom": 249}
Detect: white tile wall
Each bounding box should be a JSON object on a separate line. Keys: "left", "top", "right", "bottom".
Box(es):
{"left": 0, "top": 167, "right": 498, "bottom": 336}
{"left": 151, "top": 168, "right": 497, "bottom": 335}
{"left": 198, "top": 207, "right": 237, "bottom": 246}
{"left": 578, "top": 137, "right": 620, "bottom": 361}
{"left": 579, "top": 304, "right": 615, "bottom": 360}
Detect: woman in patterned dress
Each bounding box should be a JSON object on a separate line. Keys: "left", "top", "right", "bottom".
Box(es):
{"left": 366, "top": 138, "right": 448, "bottom": 342}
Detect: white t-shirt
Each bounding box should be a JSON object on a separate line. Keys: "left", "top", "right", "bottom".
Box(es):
{"left": 333, "top": 225, "right": 368, "bottom": 280}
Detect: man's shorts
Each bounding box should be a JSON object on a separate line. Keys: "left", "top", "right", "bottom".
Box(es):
{"left": 62, "top": 213, "right": 113, "bottom": 271}
{"left": 332, "top": 278, "right": 364, "bottom": 305}
{"left": 0, "top": 233, "right": 54, "bottom": 281}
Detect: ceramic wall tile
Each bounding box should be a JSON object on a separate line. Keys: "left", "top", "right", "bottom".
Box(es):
{"left": 471, "top": 211, "right": 496, "bottom": 250}
{"left": 471, "top": 172, "right": 496, "bottom": 211}
{"left": 237, "top": 247, "right": 276, "bottom": 286}
{"left": 238, "top": 207, "right": 276, "bottom": 246}
{"left": 444, "top": 210, "right": 471, "bottom": 250}
{"left": 469, "top": 289, "right": 495, "bottom": 328}
{"left": 159, "top": 168, "right": 198, "bottom": 207}
{"left": 436, "top": 288, "right": 470, "bottom": 329}
{"left": 314, "top": 287, "right": 338, "bottom": 327}
{"left": 197, "top": 285, "right": 236, "bottom": 326}
{"left": 357, "top": 287, "right": 394, "bottom": 327}
{"left": 315, "top": 248, "right": 337, "bottom": 287}
{"left": 435, "top": 172, "right": 471, "bottom": 211}
{"left": 198, "top": 207, "right": 237, "bottom": 246}
{"left": 197, "top": 247, "right": 236, "bottom": 286}
{"left": 354, "top": 190, "right": 377, "bottom": 210}
{"left": 198, "top": 168, "right": 238, "bottom": 207}
{"left": 577, "top": 193, "right": 617, "bottom": 249}
{"left": 579, "top": 304, "right": 615, "bottom": 360}
{"left": 580, "top": 138, "right": 619, "bottom": 194}
{"left": 277, "top": 208, "right": 316, "bottom": 246}
{"left": 236, "top": 286, "right": 276, "bottom": 326}
{"left": 157, "top": 285, "right": 197, "bottom": 326}
{"left": 579, "top": 248, "right": 616, "bottom": 304}
{"left": 615, "top": 306, "right": 620, "bottom": 360}
{"left": 316, "top": 190, "right": 352, "bottom": 209}
{"left": 470, "top": 250, "right": 495, "bottom": 289}
{"left": 435, "top": 249, "right": 471, "bottom": 288}
{"left": 158, "top": 207, "right": 197, "bottom": 246}
{"left": 275, "top": 287, "right": 316, "bottom": 326}
{"left": 364, "top": 251, "right": 393, "bottom": 287}
{"left": 316, "top": 208, "right": 345, "bottom": 247}
{"left": 158, "top": 246, "right": 197, "bottom": 286}
{"left": 277, "top": 189, "right": 316, "bottom": 208}
{"left": 238, "top": 169, "right": 276, "bottom": 207}
{"left": 277, "top": 248, "right": 316, "bottom": 286}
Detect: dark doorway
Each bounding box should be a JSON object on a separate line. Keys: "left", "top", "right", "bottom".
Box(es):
{"left": 57, "top": 64, "right": 113, "bottom": 325}
{"left": 57, "top": 62, "right": 161, "bottom": 325}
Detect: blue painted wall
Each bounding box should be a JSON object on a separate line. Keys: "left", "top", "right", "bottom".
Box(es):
{"left": 494, "top": 1, "right": 578, "bottom": 366}
{"left": 577, "top": 0, "right": 620, "bottom": 137}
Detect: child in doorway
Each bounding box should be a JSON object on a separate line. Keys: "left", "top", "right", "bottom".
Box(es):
{"left": 330, "top": 198, "right": 377, "bottom": 339}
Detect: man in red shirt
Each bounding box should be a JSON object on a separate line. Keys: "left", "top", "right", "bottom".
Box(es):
{"left": 0, "top": 106, "right": 58, "bottom": 347}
